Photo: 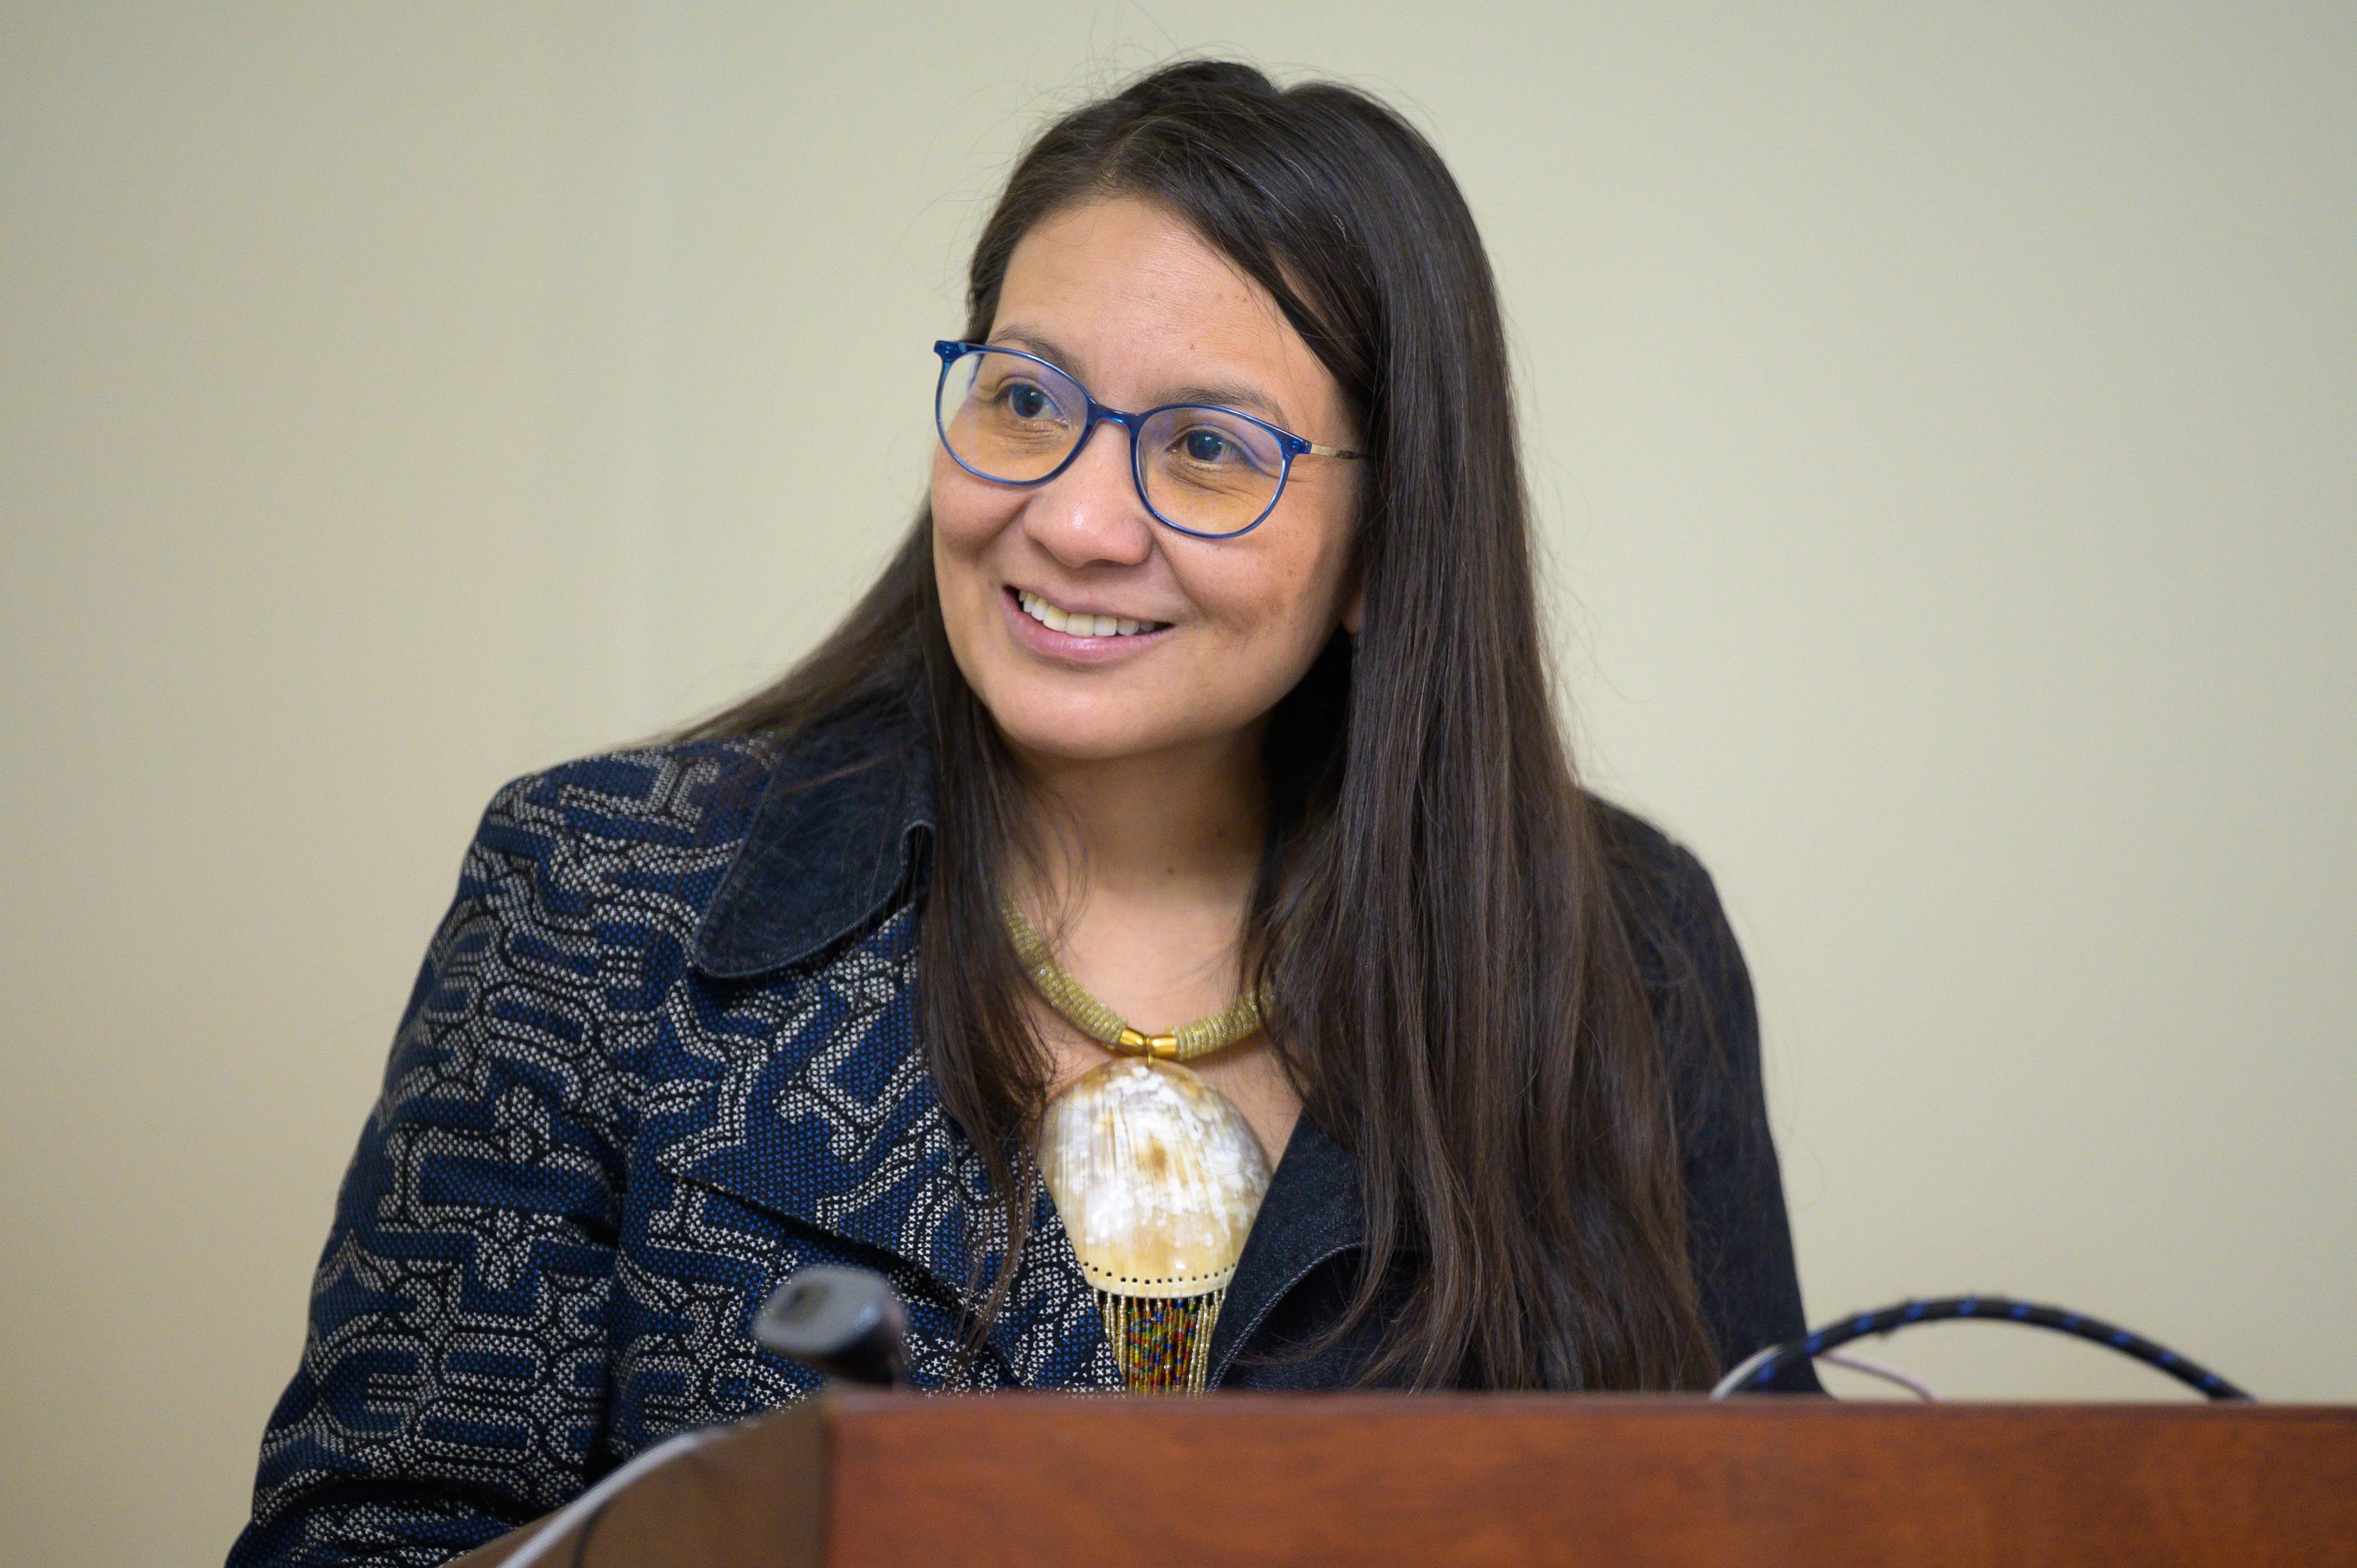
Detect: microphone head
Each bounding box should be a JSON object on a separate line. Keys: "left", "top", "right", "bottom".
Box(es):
{"left": 755, "top": 1266, "right": 910, "bottom": 1388}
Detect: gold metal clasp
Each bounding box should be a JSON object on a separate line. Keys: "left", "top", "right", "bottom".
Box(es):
{"left": 1111, "top": 1026, "right": 1180, "bottom": 1060}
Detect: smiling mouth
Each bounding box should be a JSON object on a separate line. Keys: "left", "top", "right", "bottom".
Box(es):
{"left": 1011, "top": 587, "right": 1170, "bottom": 638}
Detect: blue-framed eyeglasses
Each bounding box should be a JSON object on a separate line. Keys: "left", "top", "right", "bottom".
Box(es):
{"left": 932, "top": 340, "right": 1363, "bottom": 540}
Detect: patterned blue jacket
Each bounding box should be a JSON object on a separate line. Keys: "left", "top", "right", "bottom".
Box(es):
{"left": 227, "top": 697, "right": 1814, "bottom": 1566}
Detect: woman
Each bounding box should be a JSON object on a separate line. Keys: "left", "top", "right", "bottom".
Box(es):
{"left": 229, "top": 58, "right": 1815, "bottom": 1568}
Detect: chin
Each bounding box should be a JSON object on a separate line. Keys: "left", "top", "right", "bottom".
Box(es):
{"left": 979, "top": 682, "right": 1199, "bottom": 765}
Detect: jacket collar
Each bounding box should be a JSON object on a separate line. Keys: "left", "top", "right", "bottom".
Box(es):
{"left": 689, "top": 693, "right": 936, "bottom": 980}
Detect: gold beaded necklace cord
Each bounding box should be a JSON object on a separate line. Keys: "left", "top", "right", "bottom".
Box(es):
{"left": 1000, "top": 894, "right": 1267, "bottom": 1062}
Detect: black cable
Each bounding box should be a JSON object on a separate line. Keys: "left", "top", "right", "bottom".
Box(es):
{"left": 1721, "top": 1294, "right": 2252, "bottom": 1401}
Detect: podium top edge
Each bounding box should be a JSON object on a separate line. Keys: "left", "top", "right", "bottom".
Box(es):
{"left": 817, "top": 1391, "right": 2355, "bottom": 1421}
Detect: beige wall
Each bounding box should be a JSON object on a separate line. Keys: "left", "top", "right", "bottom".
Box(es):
{"left": 4, "top": 4, "right": 2351, "bottom": 1561}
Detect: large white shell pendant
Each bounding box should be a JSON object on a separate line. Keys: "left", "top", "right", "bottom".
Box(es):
{"left": 1038, "top": 1057, "right": 1273, "bottom": 1391}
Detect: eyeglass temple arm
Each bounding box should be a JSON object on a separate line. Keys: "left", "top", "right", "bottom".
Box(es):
{"left": 1303, "top": 442, "right": 1364, "bottom": 460}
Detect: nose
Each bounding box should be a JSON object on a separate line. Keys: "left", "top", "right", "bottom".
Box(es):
{"left": 1021, "top": 414, "right": 1156, "bottom": 570}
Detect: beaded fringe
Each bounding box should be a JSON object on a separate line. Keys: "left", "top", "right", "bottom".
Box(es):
{"left": 1100, "top": 1289, "right": 1223, "bottom": 1394}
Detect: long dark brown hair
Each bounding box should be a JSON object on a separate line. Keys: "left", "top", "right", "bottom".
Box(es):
{"left": 677, "top": 59, "right": 1719, "bottom": 1390}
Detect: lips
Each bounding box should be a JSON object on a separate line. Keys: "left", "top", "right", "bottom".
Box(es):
{"left": 1012, "top": 587, "right": 1170, "bottom": 638}
{"left": 999, "top": 585, "right": 1173, "bottom": 662}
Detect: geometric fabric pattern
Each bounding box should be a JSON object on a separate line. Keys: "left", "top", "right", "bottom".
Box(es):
{"left": 229, "top": 734, "right": 1120, "bottom": 1566}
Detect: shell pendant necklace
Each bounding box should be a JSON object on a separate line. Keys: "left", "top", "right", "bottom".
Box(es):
{"left": 1005, "top": 895, "right": 1273, "bottom": 1394}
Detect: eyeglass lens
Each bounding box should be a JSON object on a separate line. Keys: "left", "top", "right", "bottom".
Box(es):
{"left": 937, "top": 348, "right": 1288, "bottom": 536}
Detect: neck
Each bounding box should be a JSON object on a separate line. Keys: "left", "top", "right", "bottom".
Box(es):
{"left": 1003, "top": 723, "right": 1268, "bottom": 920}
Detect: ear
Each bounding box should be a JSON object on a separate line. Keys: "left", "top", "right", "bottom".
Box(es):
{"left": 1342, "top": 580, "right": 1365, "bottom": 635}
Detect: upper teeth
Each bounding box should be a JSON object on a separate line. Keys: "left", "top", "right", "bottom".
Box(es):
{"left": 1018, "top": 590, "right": 1161, "bottom": 638}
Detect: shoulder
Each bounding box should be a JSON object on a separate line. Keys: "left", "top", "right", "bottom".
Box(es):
{"left": 475, "top": 733, "right": 786, "bottom": 863}
{"left": 1584, "top": 793, "right": 1741, "bottom": 1005}
{"left": 453, "top": 695, "right": 930, "bottom": 985}
{"left": 452, "top": 733, "right": 790, "bottom": 925}
{"left": 1582, "top": 793, "right": 1766, "bottom": 1153}
{"left": 388, "top": 734, "right": 792, "bottom": 1061}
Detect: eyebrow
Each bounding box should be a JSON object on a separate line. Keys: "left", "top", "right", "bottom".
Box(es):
{"left": 986, "top": 329, "right": 1299, "bottom": 431}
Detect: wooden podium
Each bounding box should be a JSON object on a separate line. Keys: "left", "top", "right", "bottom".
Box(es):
{"left": 466, "top": 1394, "right": 2357, "bottom": 1566}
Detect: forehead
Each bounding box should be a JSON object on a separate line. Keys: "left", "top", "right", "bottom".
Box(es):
{"left": 989, "top": 196, "right": 1339, "bottom": 424}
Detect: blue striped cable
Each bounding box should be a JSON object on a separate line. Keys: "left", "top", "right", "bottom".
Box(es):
{"left": 1730, "top": 1295, "right": 2250, "bottom": 1401}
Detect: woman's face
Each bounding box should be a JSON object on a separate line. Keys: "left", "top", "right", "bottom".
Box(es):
{"left": 930, "top": 196, "right": 1362, "bottom": 768}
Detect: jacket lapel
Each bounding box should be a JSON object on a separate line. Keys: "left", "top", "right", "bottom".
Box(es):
{"left": 1209, "top": 1113, "right": 1366, "bottom": 1387}
{"left": 652, "top": 692, "right": 1123, "bottom": 1388}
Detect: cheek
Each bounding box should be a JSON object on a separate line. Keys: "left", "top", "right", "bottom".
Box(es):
{"left": 1177, "top": 498, "right": 1355, "bottom": 661}
{"left": 928, "top": 456, "right": 1018, "bottom": 684}
{"left": 929, "top": 449, "right": 1014, "bottom": 559}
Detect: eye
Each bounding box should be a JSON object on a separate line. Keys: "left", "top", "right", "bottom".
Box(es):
{"left": 1160, "top": 415, "right": 1280, "bottom": 477}
{"left": 1181, "top": 428, "right": 1233, "bottom": 464}
{"left": 1001, "top": 380, "right": 1057, "bottom": 421}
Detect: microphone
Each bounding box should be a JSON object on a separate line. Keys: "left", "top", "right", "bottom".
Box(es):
{"left": 755, "top": 1266, "right": 910, "bottom": 1388}
{"left": 497, "top": 1270, "right": 910, "bottom": 1567}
